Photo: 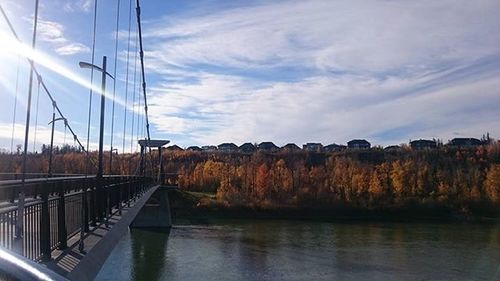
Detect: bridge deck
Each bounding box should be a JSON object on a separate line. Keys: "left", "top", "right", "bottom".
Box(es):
{"left": 45, "top": 185, "right": 160, "bottom": 281}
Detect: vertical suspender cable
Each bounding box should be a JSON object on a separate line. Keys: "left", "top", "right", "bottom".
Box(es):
{"left": 10, "top": 56, "right": 21, "bottom": 154}
{"left": 110, "top": 0, "right": 121, "bottom": 171}
{"left": 85, "top": 0, "right": 98, "bottom": 170}
{"left": 136, "top": 73, "right": 141, "bottom": 152}
{"left": 79, "top": 0, "right": 98, "bottom": 253}
{"left": 16, "top": 0, "right": 39, "bottom": 252}
{"left": 122, "top": 0, "right": 133, "bottom": 154}
{"left": 130, "top": 30, "right": 138, "bottom": 153}
{"left": 32, "top": 78, "right": 41, "bottom": 152}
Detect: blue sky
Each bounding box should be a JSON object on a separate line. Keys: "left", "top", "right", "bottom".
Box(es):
{"left": 0, "top": 0, "right": 499, "bottom": 152}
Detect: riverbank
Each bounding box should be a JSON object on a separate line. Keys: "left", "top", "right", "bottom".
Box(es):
{"left": 168, "top": 190, "right": 500, "bottom": 224}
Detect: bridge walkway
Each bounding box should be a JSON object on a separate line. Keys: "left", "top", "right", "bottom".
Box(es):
{"left": 46, "top": 185, "right": 161, "bottom": 280}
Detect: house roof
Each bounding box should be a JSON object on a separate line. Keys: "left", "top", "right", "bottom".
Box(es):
{"left": 449, "top": 138, "right": 481, "bottom": 144}
{"left": 239, "top": 142, "right": 256, "bottom": 148}
{"left": 347, "top": 139, "right": 370, "bottom": 145}
{"left": 384, "top": 145, "right": 400, "bottom": 150}
{"left": 187, "top": 146, "right": 202, "bottom": 151}
{"left": 282, "top": 143, "right": 300, "bottom": 149}
{"left": 218, "top": 143, "right": 238, "bottom": 148}
{"left": 410, "top": 139, "right": 435, "bottom": 144}
{"left": 324, "top": 143, "right": 342, "bottom": 148}
{"left": 305, "top": 142, "right": 322, "bottom": 146}
{"left": 258, "top": 142, "right": 278, "bottom": 149}
{"left": 166, "top": 144, "right": 183, "bottom": 150}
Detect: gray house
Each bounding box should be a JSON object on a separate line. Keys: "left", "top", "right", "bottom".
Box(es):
{"left": 218, "top": 143, "right": 238, "bottom": 152}
{"left": 324, "top": 143, "right": 347, "bottom": 152}
{"left": 347, "top": 139, "right": 371, "bottom": 149}
{"left": 448, "top": 138, "right": 481, "bottom": 147}
{"left": 239, "top": 142, "right": 256, "bottom": 153}
{"left": 303, "top": 143, "right": 323, "bottom": 152}
{"left": 282, "top": 143, "right": 301, "bottom": 152}
{"left": 410, "top": 139, "right": 436, "bottom": 150}
{"left": 258, "top": 142, "right": 279, "bottom": 152}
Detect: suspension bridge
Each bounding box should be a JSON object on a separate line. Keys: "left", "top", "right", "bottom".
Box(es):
{"left": 0, "top": 1, "right": 176, "bottom": 280}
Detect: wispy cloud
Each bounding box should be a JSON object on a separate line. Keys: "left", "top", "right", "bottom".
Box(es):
{"left": 63, "top": 0, "right": 92, "bottom": 13}
{"left": 137, "top": 0, "right": 500, "bottom": 146}
{"left": 37, "top": 19, "right": 90, "bottom": 56}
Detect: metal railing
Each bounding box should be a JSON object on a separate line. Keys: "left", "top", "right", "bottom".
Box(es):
{"left": 0, "top": 175, "right": 153, "bottom": 261}
{"left": 0, "top": 173, "right": 85, "bottom": 181}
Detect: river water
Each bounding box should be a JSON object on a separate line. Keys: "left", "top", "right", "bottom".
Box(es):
{"left": 96, "top": 219, "right": 500, "bottom": 281}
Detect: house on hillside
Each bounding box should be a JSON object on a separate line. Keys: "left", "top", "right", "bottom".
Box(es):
{"left": 410, "top": 139, "right": 436, "bottom": 150}
{"left": 384, "top": 145, "right": 401, "bottom": 152}
{"left": 347, "top": 139, "right": 371, "bottom": 149}
{"left": 303, "top": 143, "right": 323, "bottom": 152}
{"left": 281, "top": 143, "right": 301, "bottom": 152}
{"left": 448, "top": 138, "right": 482, "bottom": 147}
{"left": 239, "top": 143, "right": 256, "bottom": 153}
{"left": 201, "top": 145, "right": 217, "bottom": 152}
{"left": 218, "top": 143, "right": 238, "bottom": 152}
{"left": 324, "top": 143, "right": 347, "bottom": 152}
{"left": 186, "top": 146, "right": 202, "bottom": 151}
{"left": 258, "top": 142, "right": 279, "bottom": 152}
{"left": 166, "top": 145, "right": 183, "bottom": 151}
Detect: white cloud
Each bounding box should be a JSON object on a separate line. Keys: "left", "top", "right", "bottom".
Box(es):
{"left": 37, "top": 19, "right": 90, "bottom": 56}
{"left": 144, "top": 0, "right": 500, "bottom": 73}
{"left": 139, "top": 0, "right": 500, "bottom": 146}
{"left": 55, "top": 43, "right": 90, "bottom": 56}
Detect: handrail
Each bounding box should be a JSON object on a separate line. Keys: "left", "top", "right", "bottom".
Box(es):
{"left": 0, "top": 247, "right": 69, "bottom": 281}
{"left": 0, "top": 175, "right": 140, "bottom": 187}
{"left": 0, "top": 175, "right": 155, "bottom": 261}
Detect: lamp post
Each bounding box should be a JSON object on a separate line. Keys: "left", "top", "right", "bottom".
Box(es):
{"left": 78, "top": 56, "right": 114, "bottom": 251}
{"left": 47, "top": 104, "right": 66, "bottom": 177}
{"left": 79, "top": 56, "right": 114, "bottom": 181}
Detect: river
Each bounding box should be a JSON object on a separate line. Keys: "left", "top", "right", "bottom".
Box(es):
{"left": 96, "top": 219, "right": 500, "bottom": 281}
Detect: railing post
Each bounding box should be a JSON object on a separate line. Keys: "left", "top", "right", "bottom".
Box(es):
{"left": 126, "top": 178, "right": 130, "bottom": 207}
{"left": 81, "top": 180, "right": 89, "bottom": 232}
{"left": 96, "top": 177, "right": 104, "bottom": 223}
{"left": 118, "top": 177, "right": 123, "bottom": 215}
{"left": 89, "top": 179, "right": 96, "bottom": 227}
{"left": 104, "top": 177, "right": 110, "bottom": 227}
{"left": 40, "top": 182, "right": 51, "bottom": 261}
{"left": 57, "top": 181, "right": 67, "bottom": 250}
{"left": 158, "top": 146, "right": 164, "bottom": 184}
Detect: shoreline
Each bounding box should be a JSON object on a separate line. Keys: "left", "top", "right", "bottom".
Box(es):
{"left": 168, "top": 190, "right": 500, "bottom": 224}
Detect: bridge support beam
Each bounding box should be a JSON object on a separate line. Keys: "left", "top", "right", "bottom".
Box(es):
{"left": 130, "top": 186, "right": 172, "bottom": 228}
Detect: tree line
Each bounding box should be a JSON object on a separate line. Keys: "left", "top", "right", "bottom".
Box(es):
{"left": 176, "top": 144, "right": 500, "bottom": 214}
{"left": 1, "top": 143, "right": 499, "bottom": 214}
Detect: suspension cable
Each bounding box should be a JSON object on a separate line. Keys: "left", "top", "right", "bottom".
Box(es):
{"left": 32, "top": 79, "right": 41, "bottom": 152}
{"left": 135, "top": 0, "right": 153, "bottom": 166}
{"left": 122, "top": 0, "right": 133, "bottom": 154}
{"left": 10, "top": 56, "right": 21, "bottom": 154}
{"left": 110, "top": 0, "right": 121, "bottom": 156}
